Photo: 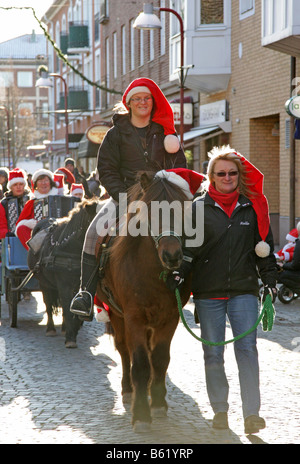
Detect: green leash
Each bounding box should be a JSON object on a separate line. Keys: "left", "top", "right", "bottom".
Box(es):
{"left": 175, "top": 289, "right": 275, "bottom": 346}
{"left": 160, "top": 271, "right": 275, "bottom": 346}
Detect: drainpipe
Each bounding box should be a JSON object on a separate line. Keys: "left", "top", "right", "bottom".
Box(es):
{"left": 290, "top": 56, "right": 296, "bottom": 229}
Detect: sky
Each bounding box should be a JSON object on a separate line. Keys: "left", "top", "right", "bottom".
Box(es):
{"left": 0, "top": 0, "right": 54, "bottom": 44}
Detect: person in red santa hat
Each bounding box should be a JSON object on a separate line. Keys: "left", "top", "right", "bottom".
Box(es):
{"left": 70, "top": 183, "right": 84, "bottom": 200}
{"left": 54, "top": 167, "right": 75, "bottom": 192}
{"left": 15, "top": 168, "right": 58, "bottom": 249}
{"left": 166, "top": 145, "right": 277, "bottom": 435}
{"left": 70, "top": 77, "right": 187, "bottom": 320}
{"left": 274, "top": 225, "right": 300, "bottom": 263}
{"left": 0, "top": 168, "right": 32, "bottom": 238}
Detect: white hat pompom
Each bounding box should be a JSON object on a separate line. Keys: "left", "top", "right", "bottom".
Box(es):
{"left": 164, "top": 134, "right": 180, "bottom": 153}
{"left": 255, "top": 240, "right": 270, "bottom": 258}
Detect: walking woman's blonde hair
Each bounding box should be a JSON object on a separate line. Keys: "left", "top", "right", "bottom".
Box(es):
{"left": 205, "top": 145, "right": 256, "bottom": 198}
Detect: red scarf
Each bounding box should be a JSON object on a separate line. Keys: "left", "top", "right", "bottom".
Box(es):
{"left": 208, "top": 184, "right": 239, "bottom": 218}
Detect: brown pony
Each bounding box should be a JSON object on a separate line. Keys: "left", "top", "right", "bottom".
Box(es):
{"left": 96, "top": 171, "right": 193, "bottom": 432}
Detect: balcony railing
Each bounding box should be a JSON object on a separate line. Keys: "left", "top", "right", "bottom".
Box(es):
{"left": 67, "top": 22, "right": 89, "bottom": 53}
{"left": 59, "top": 87, "right": 89, "bottom": 111}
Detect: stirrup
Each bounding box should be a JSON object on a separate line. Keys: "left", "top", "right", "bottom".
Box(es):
{"left": 70, "top": 290, "right": 93, "bottom": 317}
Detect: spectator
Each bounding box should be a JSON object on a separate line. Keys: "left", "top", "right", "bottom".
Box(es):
{"left": 0, "top": 168, "right": 31, "bottom": 238}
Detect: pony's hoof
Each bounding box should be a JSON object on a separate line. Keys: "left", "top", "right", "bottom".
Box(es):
{"left": 133, "top": 421, "right": 151, "bottom": 433}
{"left": 65, "top": 340, "right": 78, "bottom": 349}
{"left": 46, "top": 329, "right": 57, "bottom": 337}
{"left": 151, "top": 407, "right": 167, "bottom": 418}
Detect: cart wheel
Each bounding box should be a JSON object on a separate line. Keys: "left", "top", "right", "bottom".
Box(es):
{"left": 278, "top": 285, "right": 294, "bottom": 304}
{"left": 7, "top": 279, "right": 18, "bottom": 327}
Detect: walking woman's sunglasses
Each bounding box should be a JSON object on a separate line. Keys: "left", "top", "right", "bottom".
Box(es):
{"left": 214, "top": 171, "right": 239, "bottom": 177}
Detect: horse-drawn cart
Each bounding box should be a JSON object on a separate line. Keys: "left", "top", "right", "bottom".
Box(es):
{"left": 0, "top": 236, "right": 40, "bottom": 327}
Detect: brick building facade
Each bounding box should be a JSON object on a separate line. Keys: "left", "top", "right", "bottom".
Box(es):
{"left": 42, "top": 0, "right": 300, "bottom": 247}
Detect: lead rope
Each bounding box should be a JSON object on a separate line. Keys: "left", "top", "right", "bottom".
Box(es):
{"left": 160, "top": 272, "right": 275, "bottom": 346}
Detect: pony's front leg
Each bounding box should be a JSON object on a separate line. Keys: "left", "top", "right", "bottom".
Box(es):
{"left": 150, "top": 320, "right": 178, "bottom": 416}
{"left": 110, "top": 314, "right": 132, "bottom": 401}
{"left": 131, "top": 344, "right": 152, "bottom": 431}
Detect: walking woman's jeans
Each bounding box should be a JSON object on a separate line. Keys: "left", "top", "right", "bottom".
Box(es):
{"left": 194, "top": 294, "right": 260, "bottom": 418}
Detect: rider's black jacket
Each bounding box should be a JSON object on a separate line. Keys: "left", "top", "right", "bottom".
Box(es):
{"left": 97, "top": 113, "right": 186, "bottom": 202}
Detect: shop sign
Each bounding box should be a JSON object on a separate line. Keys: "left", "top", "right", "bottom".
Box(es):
{"left": 170, "top": 103, "right": 193, "bottom": 125}
{"left": 86, "top": 121, "right": 111, "bottom": 144}
{"left": 199, "top": 100, "right": 228, "bottom": 126}
{"left": 285, "top": 96, "right": 300, "bottom": 119}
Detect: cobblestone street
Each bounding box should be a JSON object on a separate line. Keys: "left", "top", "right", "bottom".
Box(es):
{"left": 0, "top": 291, "right": 299, "bottom": 445}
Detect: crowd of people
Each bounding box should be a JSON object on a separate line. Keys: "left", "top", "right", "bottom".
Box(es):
{"left": 0, "top": 157, "right": 104, "bottom": 248}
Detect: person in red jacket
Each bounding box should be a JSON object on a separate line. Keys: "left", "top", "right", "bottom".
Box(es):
{"left": 15, "top": 169, "right": 58, "bottom": 249}
{"left": 0, "top": 168, "right": 31, "bottom": 239}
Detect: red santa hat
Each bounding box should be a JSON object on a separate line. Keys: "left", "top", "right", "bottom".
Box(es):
{"left": 8, "top": 168, "right": 27, "bottom": 189}
{"left": 231, "top": 152, "right": 271, "bottom": 258}
{"left": 32, "top": 168, "right": 54, "bottom": 184}
{"left": 286, "top": 228, "right": 299, "bottom": 243}
{"left": 53, "top": 173, "right": 65, "bottom": 195}
{"left": 71, "top": 183, "right": 84, "bottom": 196}
{"left": 122, "top": 77, "right": 181, "bottom": 154}
{"left": 55, "top": 167, "right": 75, "bottom": 185}
{"left": 155, "top": 168, "right": 204, "bottom": 200}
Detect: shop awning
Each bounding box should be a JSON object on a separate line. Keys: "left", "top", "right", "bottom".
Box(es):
{"left": 183, "top": 125, "right": 219, "bottom": 142}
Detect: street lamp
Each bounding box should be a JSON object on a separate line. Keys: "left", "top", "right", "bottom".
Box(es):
{"left": 133, "top": 3, "right": 185, "bottom": 145}
{"left": 36, "top": 71, "right": 70, "bottom": 155}
{"left": 0, "top": 105, "right": 11, "bottom": 167}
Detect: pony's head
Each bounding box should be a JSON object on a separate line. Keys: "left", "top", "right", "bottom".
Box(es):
{"left": 112, "top": 171, "right": 191, "bottom": 271}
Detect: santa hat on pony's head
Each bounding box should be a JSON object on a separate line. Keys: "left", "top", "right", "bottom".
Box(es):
{"left": 8, "top": 168, "right": 27, "bottom": 189}
{"left": 155, "top": 168, "right": 204, "bottom": 200}
{"left": 231, "top": 152, "right": 271, "bottom": 258}
{"left": 122, "top": 77, "right": 180, "bottom": 154}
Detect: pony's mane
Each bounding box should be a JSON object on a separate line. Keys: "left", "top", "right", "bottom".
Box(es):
{"left": 51, "top": 197, "right": 99, "bottom": 244}
{"left": 110, "top": 173, "right": 189, "bottom": 267}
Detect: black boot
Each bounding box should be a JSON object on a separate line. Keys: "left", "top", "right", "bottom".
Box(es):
{"left": 70, "top": 252, "right": 99, "bottom": 320}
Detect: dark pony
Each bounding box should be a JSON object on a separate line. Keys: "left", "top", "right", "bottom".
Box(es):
{"left": 28, "top": 198, "right": 99, "bottom": 348}
{"left": 96, "top": 172, "right": 192, "bottom": 431}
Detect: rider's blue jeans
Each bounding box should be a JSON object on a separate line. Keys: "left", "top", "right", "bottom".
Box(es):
{"left": 194, "top": 294, "right": 260, "bottom": 419}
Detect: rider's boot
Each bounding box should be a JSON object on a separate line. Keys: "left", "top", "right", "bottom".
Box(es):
{"left": 70, "top": 252, "right": 99, "bottom": 320}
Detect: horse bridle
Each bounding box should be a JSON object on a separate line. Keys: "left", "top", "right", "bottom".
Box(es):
{"left": 149, "top": 228, "right": 182, "bottom": 249}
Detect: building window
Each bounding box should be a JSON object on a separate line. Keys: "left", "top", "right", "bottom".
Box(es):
{"left": 200, "top": 0, "right": 224, "bottom": 25}
{"left": 113, "top": 32, "right": 117, "bottom": 79}
{"left": 17, "top": 71, "right": 33, "bottom": 87}
{"left": 171, "top": 0, "right": 185, "bottom": 35}
{"left": 0, "top": 72, "right": 13, "bottom": 87}
{"left": 139, "top": 30, "right": 144, "bottom": 66}
{"left": 130, "top": 19, "right": 135, "bottom": 70}
{"left": 105, "top": 37, "right": 110, "bottom": 106}
{"left": 150, "top": 29, "right": 154, "bottom": 61}
{"left": 240, "top": 0, "right": 255, "bottom": 20}
{"left": 160, "top": 0, "right": 166, "bottom": 56}
{"left": 94, "top": 13, "right": 100, "bottom": 42}
{"left": 122, "top": 25, "right": 126, "bottom": 75}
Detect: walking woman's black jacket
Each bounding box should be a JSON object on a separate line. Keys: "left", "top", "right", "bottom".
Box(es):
{"left": 183, "top": 193, "right": 277, "bottom": 299}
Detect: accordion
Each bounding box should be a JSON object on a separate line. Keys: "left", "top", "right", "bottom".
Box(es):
{"left": 7, "top": 196, "right": 29, "bottom": 233}
{"left": 33, "top": 195, "right": 80, "bottom": 221}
